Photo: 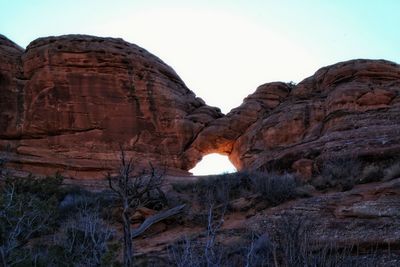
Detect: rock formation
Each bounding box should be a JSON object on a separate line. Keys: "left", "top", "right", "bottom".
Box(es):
{"left": 193, "top": 59, "right": 400, "bottom": 177}
{"left": 0, "top": 34, "right": 222, "bottom": 178}
{"left": 1, "top": 34, "right": 400, "bottom": 179}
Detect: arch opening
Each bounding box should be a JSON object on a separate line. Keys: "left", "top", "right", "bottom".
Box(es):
{"left": 189, "top": 153, "right": 237, "bottom": 176}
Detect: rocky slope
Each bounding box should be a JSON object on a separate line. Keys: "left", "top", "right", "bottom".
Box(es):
{"left": 133, "top": 176, "right": 400, "bottom": 265}
{"left": 1, "top": 34, "right": 400, "bottom": 179}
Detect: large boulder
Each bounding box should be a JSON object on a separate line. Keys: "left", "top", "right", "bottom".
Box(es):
{"left": 0, "top": 35, "right": 222, "bottom": 178}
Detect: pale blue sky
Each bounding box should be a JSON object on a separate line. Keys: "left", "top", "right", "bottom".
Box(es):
{"left": 1, "top": 0, "right": 399, "bottom": 174}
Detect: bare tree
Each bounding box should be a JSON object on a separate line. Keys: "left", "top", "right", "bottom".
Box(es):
{"left": 107, "top": 148, "right": 163, "bottom": 267}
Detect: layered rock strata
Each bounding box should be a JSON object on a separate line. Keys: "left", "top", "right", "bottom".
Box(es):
{"left": 1, "top": 34, "right": 400, "bottom": 178}
{"left": 0, "top": 34, "right": 222, "bottom": 178}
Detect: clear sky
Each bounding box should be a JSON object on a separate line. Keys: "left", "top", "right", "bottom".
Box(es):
{"left": 1, "top": 0, "right": 399, "bottom": 175}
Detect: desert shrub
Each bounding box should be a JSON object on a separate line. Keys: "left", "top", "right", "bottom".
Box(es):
{"left": 249, "top": 172, "right": 298, "bottom": 205}
{"left": 383, "top": 162, "right": 400, "bottom": 181}
{"left": 316, "top": 158, "right": 362, "bottom": 191}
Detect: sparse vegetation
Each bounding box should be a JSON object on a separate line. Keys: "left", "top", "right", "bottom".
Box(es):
{"left": 0, "top": 155, "right": 399, "bottom": 266}
{"left": 169, "top": 213, "right": 391, "bottom": 267}
{"left": 173, "top": 171, "right": 299, "bottom": 208}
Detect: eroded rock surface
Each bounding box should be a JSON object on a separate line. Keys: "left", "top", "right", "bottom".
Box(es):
{"left": 199, "top": 59, "right": 400, "bottom": 175}
{"left": 1, "top": 34, "right": 400, "bottom": 179}
{"left": 0, "top": 34, "right": 222, "bottom": 178}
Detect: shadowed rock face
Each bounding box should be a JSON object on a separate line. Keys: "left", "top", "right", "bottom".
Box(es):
{"left": 1, "top": 34, "right": 400, "bottom": 178}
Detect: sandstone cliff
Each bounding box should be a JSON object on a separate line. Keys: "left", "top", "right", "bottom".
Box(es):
{"left": 1, "top": 34, "right": 400, "bottom": 179}
{"left": 0, "top": 34, "right": 222, "bottom": 178}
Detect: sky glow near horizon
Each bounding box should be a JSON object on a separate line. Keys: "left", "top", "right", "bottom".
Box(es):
{"left": 1, "top": 0, "right": 399, "bottom": 175}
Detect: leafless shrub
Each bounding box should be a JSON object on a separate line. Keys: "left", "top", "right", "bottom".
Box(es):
{"left": 169, "top": 198, "right": 226, "bottom": 267}
{"left": 53, "top": 204, "right": 115, "bottom": 267}
{"left": 169, "top": 237, "right": 202, "bottom": 267}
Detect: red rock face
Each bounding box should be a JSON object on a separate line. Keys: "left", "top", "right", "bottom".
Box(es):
{"left": 206, "top": 59, "right": 400, "bottom": 176}
{"left": 0, "top": 35, "right": 24, "bottom": 138}
{"left": 1, "top": 34, "right": 400, "bottom": 179}
{"left": 0, "top": 35, "right": 222, "bottom": 178}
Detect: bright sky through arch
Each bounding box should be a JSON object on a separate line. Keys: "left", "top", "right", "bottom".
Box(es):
{"left": 189, "top": 154, "right": 237, "bottom": 176}
{"left": 1, "top": 0, "right": 399, "bottom": 175}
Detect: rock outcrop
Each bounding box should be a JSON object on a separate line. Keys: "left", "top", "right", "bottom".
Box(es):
{"left": 1, "top": 34, "right": 400, "bottom": 179}
{"left": 197, "top": 59, "right": 400, "bottom": 176}
{"left": 0, "top": 34, "right": 222, "bottom": 178}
